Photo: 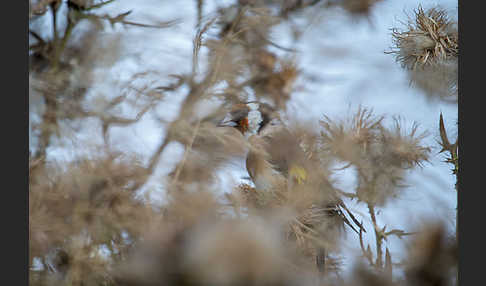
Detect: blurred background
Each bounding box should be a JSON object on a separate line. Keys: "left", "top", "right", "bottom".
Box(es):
{"left": 29, "top": 0, "right": 458, "bottom": 284}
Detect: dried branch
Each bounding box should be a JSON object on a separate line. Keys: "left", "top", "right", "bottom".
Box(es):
{"left": 438, "top": 113, "right": 458, "bottom": 244}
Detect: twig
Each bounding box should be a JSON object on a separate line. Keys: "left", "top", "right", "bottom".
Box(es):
{"left": 100, "top": 104, "right": 153, "bottom": 144}
{"left": 196, "top": 0, "right": 203, "bottom": 28}
{"left": 192, "top": 17, "right": 217, "bottom": 76}
{"left": 359, "top": 221, "right": 374, "bottom": 266}
{"left": 50, "top": 2, "right": 58, "bottom": 44}
{"left": 338, "top": 201, "right": 366, "bottom": 234}
{"left": 29, "top": 30, "right": 45, "bottom": 44}
{"left": 170, "top": 120, "right": 202, "bottom": 189}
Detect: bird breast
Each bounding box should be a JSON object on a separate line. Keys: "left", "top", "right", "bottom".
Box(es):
{"left": 245, "top": 135, "right": 286, "bottom": 191}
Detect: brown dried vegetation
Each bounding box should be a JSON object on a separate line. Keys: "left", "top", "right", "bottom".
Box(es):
{"left": 29, "top": 1, "right": 457, "bottom": 286}
{"left": 320, "top": 108, "right": 430, "bottom": 206}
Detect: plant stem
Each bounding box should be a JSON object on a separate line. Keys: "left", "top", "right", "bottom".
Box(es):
{"left": 51, "top": 2, "right": 58, "bottom": 44}
{"left": 52, "top": 14, "right": 75, "bottom": 71}
{"left": 368, "top": 204, "right": 383, "bottom": 269}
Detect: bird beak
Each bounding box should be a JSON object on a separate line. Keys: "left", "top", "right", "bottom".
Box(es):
{"left": 217, "top": 114, "right": 237, "bottom": 127}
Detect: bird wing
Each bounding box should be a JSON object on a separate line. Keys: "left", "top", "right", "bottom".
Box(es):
{"left": 257, "top": 122, "right": 304, "bottom": 178}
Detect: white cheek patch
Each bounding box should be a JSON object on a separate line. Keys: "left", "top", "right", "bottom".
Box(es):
{"left": 246, "top": 103, "right": 263, "bottom": 138}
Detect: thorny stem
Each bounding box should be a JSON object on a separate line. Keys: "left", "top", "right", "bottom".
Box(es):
{"left": 438, "top": 114, "right": 458, "bottom": 242}
{"left": 439, "top": 114, "right": 458, "bottom": 186}
{"left": 368, "top": 204, "right": 383, "bottom": 269}
{"left": 438, "top": 114, "right": 459, "bottom": 285}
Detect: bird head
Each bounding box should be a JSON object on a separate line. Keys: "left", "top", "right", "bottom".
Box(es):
{"left": 217, "top": 101, "right": 278, "bottom": 138}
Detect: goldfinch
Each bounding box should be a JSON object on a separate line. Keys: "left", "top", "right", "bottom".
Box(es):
{"left": 218, "top": 101, "right": 363, "bottom": 273}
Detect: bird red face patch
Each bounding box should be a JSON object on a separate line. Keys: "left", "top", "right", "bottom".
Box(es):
{"left": 218, "top": 101, "right": 275, "bottom": 137}
{"left": 238, "top": 117, "right": 249, "bottom": 134}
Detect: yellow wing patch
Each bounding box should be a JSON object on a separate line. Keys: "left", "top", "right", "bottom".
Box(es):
{"left": 289, "top": 165, "right": 307, "bottom": 185}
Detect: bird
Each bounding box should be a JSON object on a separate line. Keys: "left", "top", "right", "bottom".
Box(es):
{"left": 217, "top": 101, "right": 363, "bottom": 274}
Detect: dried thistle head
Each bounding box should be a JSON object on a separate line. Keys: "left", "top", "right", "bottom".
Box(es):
{"left": 390, "top": 6, "right": 458, "bottom": 100}
{"left": 404, "top": 223, "right": 457, "bottom": 286}
{"left": 236, "top": 6, "right": 281, "bottom": 47}
{"left": 217, "top": 4, "right": 279, "bottom": 47}
{"left": 391, "top": 6, "right": 457, "bottom": 69}
{"left": 346, "top": 264, "right": 394, "bottom": 286}
{"left": 205, "top": 38, "right": 248, "bottom": 85}
{"left": 114, "top": 202, "right": 304, "bottom": 286}
{"left": 182, "top": 219, "right": 297, "bottom": 286}
{"left": 255, "top": 49, "right": 277, "bottom": 72}
{"left": 379, "top": 118, "right": 431, "bottom": 169}
{"left": 319, "top": 108, "right": 430, "bottom": 206}
{"left": 408, "top": 58, "right": 458, "bottom": 102}
{"left": 253, "top": 58, "right": 299, "bottom": 110}
{"left": 164, "top": 189, "right": 222, "bottom": 229}
{"left": 319, "top": 107, "right": 383, "bottom": 164}
{"left": 29, "top": 154, "right": 158, "bottom": 284}
{"left": 355, "top": 120, "right": 429, "bottom": 206}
